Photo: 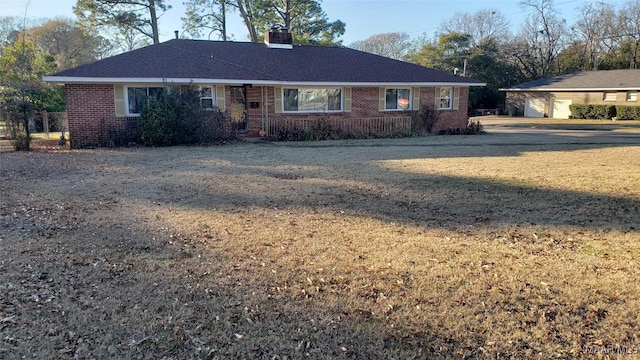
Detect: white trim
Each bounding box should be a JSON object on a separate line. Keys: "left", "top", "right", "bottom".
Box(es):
{"left": 264, "top": 42, "right": 293, "bottom": 49}
{"left": 196, "top": 85, "right": 216, "bottom": 108}
{"left": 383, "top": 87, "right": 413, "bottom": 111}
{"left": 435, "top": 86, "right": 453, "bottom": 110}
{"left": 125, "top": 85, "right": 165, "bottom": 116}
{"left": 281, "top": 86, "right": 344, "bottom": 113}
{"left": 42, "top": 76, "right": 484, "bottom": 87}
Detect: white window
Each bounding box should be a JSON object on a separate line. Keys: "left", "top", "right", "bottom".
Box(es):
{"left": 198, "top": 86, "right": 215, "bottom": 108}
{"left": 627, "top": 91, "right": 637, "bottom": 102}
{"left": 603, "top": 92, "right": 617, "bottom": 102}
{"left": 127, "top": 86, "right": 164, "bottom": 115}
{"left": 385, "top": 88, "right": 411, "bottom": 111}
{"left": 436, "top": 87, "right": 453, "bottom": 109}
{"left": 283, "top": 88, "right": 342, "bottom": 112}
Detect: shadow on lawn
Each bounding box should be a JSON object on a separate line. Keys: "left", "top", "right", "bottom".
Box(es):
{"left": 2, "top": 137, "right": 638, "bottom": 359}
{"left": 133, "top": 144, "right": 639, "bottom": 234}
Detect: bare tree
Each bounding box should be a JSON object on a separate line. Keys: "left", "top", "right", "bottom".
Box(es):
{"left": 439, "top": 9, "right": 511, "bottom": 47}
{"left": 511, "top": 0, "right": 568, "bottom": 78}
{"left": 112, "top": 26, "right": 152, "bottom": 52}
{"left": 0, "top": 16, "right": 22, "bottom": 49}
{"left": 349, "top": 32, "right": 411, "bottom": 60}
{"left": 619, "top": 0, "right": 640, "bottom": 68}
{"left": 570, "top": 1, "right": 616, "bottom": 70}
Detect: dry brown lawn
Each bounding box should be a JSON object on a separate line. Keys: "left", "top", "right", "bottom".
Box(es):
{"left": 1, "top": 134, "right": 639, "bottom": 359}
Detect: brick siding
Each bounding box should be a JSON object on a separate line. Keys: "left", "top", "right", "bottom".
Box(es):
{"left": 66, "top": 84, "right": 471, "bottom": 146}
{"left": 243, "top": 86, "right": 470, "bottom": 136}
{"left": 66, "top": 84, "right": 138, "bottom": 148}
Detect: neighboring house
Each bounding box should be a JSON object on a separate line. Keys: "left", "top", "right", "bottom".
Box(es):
{"left": 501, "top": 69, "right": 640, "bottom": 119}
{"left": 44, "top": 28, "right": 484, "bottom": 148}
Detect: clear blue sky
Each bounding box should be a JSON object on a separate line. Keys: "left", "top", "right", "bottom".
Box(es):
{"left": 0, "top": 0, "right": 629, "bottom": 45}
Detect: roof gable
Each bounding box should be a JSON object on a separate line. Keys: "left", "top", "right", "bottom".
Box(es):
{"left": 46, "top": 39, "right": 484, "bottom": 86}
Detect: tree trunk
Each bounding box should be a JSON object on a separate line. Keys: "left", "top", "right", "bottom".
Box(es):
{"left": 221, "top": 0, "right": 227, "bottom": 41}
{"left": 236, "top": 0, "right": 258, "bottom": 42}
{"left": 284, "top": 0, "right": 291, "bottom": 29}
{"left": 149, "top": 0, "right": 160, "bottom": 44}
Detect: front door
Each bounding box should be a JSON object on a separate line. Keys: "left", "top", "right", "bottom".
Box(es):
{"left": 230, "top": 86, "right": 247, "bottom": 132}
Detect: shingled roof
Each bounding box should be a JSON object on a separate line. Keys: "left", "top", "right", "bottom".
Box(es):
{"left": 501, "top": 69, "right": 640, "bottom": 91}
{"left": 44, "top": 39, "right": 484, "bottom": 86}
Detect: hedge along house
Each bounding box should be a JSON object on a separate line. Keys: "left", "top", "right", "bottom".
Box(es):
{"left": 501, "top": 69, "right": 640, "bottom": 119}
{"left": 43, "top": 28, "right": 484, "bottom": 148}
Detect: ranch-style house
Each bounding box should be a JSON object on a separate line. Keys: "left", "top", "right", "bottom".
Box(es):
{"left": 44, "top": 28, "right": 485, "bottom": 148}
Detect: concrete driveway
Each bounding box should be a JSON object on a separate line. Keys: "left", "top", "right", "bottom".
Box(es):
{"left": 474, "top": 116, "right": 640, "bottom": 145}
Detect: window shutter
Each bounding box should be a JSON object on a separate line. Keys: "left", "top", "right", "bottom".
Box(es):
{"left": 344, "top": 87, "right": 352, "bottom": 112}
{"left": 379, "top": 88, "right": 386, "bottom": 111}
{"left": 412, "top": 87, "right": 420, "bottom": 110}
{"left": 434, "top": 87, "right": 439, "bottom": 108}
{"left": 453, "top": 87, "right": 460, "bottom": 110}
{"left": 114, "top": 85, "right": 125, "bottom": 117}
{"left": 215, "top": 85, "right": 226, "bottom": 111}
{"left": 274, "top": 87, "right": 282, "bottom": 113}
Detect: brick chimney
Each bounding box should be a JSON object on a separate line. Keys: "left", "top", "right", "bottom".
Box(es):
{"left": 264, "top": 25, "right": 293, "bottom": 49}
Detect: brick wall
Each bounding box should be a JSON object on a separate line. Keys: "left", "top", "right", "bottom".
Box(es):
{"left": 66, "top": 84, "right": 139, "bottom": 148}
{"left": 245, "top": 86, "right": 470, "bottom": 136}
{"left": 431, "top": 87, "right": 470, "bottom": 132}
{"left": 65, "top": 84, "right": 471, "bottom": 146}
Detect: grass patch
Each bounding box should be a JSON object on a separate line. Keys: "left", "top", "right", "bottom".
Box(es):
{"left": 1, "top": 139, "right": 639, "bottom": 358}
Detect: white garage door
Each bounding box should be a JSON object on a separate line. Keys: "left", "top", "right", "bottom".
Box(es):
{"left": 524, "top": 98, "right": 545, "bottom": 118}
{"left": 551, "top": 99, "right": 572, "bottom": 119}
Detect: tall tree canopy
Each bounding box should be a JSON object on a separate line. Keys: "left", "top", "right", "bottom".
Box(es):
{"left": 235, "top": 0, "right": 345, "bottom": 45}
{"left": 182, "top": 0, "right": 232, "bottom": 40}
{"left": 0, "top": 38, "right": 63, "bottom": 141}
{"left": 406, "top": 32, "right": 472, "bottom": 73}
{"left": 74, "top": 0, "right": 170, "bottom": 44}
{"left": 28, "top": 18, "right": 109, "bottom": 70}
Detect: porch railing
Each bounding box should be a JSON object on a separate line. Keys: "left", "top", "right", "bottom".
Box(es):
{"left": 265, "top": 116, "right": 412, "bottom": 137}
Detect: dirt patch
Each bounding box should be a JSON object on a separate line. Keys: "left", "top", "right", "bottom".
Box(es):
{"left": 1, "top": 138, "right": 639, "bottom": 359}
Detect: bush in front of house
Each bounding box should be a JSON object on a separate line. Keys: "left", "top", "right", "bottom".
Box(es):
{"left": 569, "top": 104, "right": 617, "bottom": 119}
{"left": 614, "top": 105, "right": 640, "bottom": 120}
{"left": 11, "top": 129, "right": 30, "bottom": 151}
{"left": 411, "top": 105, "right": 439, "bottom": 134}
{"left": 139, "top": 86, "right": 235, "bottom": 147}
{"left": 438, "top": 120, "right": 485, "bottom": 135}
{"left": 139, "top": 92, "right": 182, "bottom": 146}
